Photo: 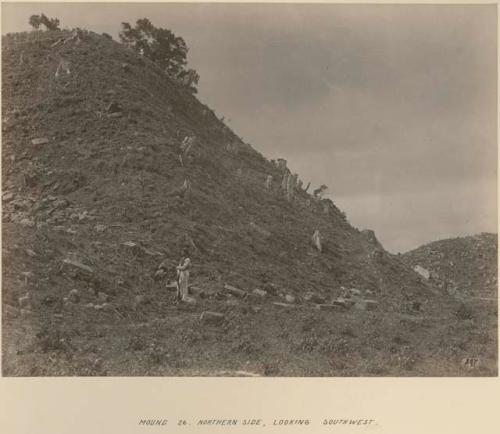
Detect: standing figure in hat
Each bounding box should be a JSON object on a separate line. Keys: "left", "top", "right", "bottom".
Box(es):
{"left": 176, "top": 247, "right": 191, "bottom": 302}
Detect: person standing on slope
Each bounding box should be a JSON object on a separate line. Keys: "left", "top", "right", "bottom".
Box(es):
{"left": 176, "top": 247, "right": 191, "bottom": 302}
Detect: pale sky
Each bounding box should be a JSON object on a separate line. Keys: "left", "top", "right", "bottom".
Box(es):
{"left": 1, "top": 2, "right": 497, "bottom": 252}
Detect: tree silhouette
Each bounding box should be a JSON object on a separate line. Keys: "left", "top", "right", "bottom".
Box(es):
{"left": 29, "top": 14, "right": 60, "bottom": 31}
{"left": 119, "top": 18, "right": 199, "bottom": 93}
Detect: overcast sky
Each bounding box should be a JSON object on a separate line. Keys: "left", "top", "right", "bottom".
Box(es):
{"left": 2, "top": 3, "right": 497, "bottom": 252}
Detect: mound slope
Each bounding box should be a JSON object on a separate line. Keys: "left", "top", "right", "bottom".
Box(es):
{"left": 402, "top": 233, "right": 498, "bottom": 297}
{"left": 2, "top": 30, "right": 495, "bottom": 376}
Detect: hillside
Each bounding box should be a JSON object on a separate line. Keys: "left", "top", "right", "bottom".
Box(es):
{"left": 402, "top": 233, "right": 497, "bottom": 297}
{"left": 2, "top": 29, "right": 496, "bottom": 376}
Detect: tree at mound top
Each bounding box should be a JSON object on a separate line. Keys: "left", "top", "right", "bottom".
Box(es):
{"left": 29, "top": 14, "right": 60, "bottom": 31}
{"left": 119, "top": 17, "right": 199, "bottom": 93}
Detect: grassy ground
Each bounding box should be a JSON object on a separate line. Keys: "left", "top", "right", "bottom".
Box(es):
{"left": 3, "top": 287, "right": 497, "bottom": 377}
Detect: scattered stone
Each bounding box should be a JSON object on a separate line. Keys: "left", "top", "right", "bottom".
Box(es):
{"left": 414, "top": 265, "right": 430, "bottom": 280}
{"left": 190, "top": 286, "right": 208, "bottom": 297}
{"left": 4, "top": 304, "right": 20, "bottom": 318}
{"left": 355, "top": 300, "right": 378, "bottom": 311}
{"left": 21, "top": 271, "right": 34, "bottom": 283}
{"left": 263, "top": 282, "right": 278, "bottom": 295}
{"left": 281, "top": 172, "right": 289, "bottom": 191}
{"left": 316, "top": 304, "right": 344, "bottom": 311}
{"left": 121, "top": 241, "right": 144, "bottom": 256}
{"left": 272, "top": 302, "right": 296, "bottom": 308}
{"left": 20, "top": 218, "right": 35, "bottom": 227}
{"left": 31, "top": 137, "right": 49, "bottom": 146}
{"left": 249, "top": 222, "right": 271, "bottom": 238}
{"left": 361, "top": 229, "right": 384, "bottom": 250}
{"left": 276, "top": 158, "right": 287, "bottom": 171}
{"left": 41, "top": 295, "right": 56, "bottom": 306}
{"left": 20, "top": 308, "right": 31, "bottom": 317}
{"left": 2, "top": 192, "right": 14, "bottom": 202}
{"left": 285, "top": 294, "right": 296, "bottom": 304}
{"left": 97, "top": 292, "right": 109, "bottom": 303}
{"left": 370, "top": 250, "right": 384, "bottom": 260}
{"left": 348, "top": 288, "right": 362, "bottom": 297}
{"left": 154, "top": 269, "right": 166, "bottom": 281}
{"left": 180, "top": 179, "right": 192, "bottom": 199}
{"left": 252, "top": 288, "right": 267, "bottom": 297}
{"left": 265, "top": 175, "right": 273, "bottom": 189}
{"left": 303, "top": 292, "right": 325, "bottom": 304}
{"left": 332, "top": 299, "right": 353, "bottom": 309}
{"left": 226, "top": 143, "right": 238, "bottom": 154}
{"left": 25, "top": 249, "right": 37, "bottom": 257}
{"left": 157, "top": 259, "right": 171, "bottom": 271}
{"left": 182, "top": 295, "right": 197, "bottom": 304}
{"left": 180, "top": 136, "right": 195, "bottom": 155}
{"left": 142, "top": 246, "right": 162, "bottom": 257}
{"left": 51, "top": 38, "right": 64, "bottom": 48}
{"left": 121, "top": 62, "right": 130, "bottom": 72}
{"left": 122, "top": 241, "right": 137, "bottom": 248}
{"left": 11, "top": 198, "right": 30, "bottom": 211}
{"left": 224, "top": 284, "right": 247, "bottom": 298}
{"left": 411, "top": 301, "right": 422, "bottom": 312}
{"left": 94, "top": 303, "right": 113, "bottom": 312}
{"left": 18, "top": 293, "right": 31, "bottom": 308}
{"left": 36, "top": 222, "right": 49, "bottom": 229}
{"left": 226, "top": 298, "right": 239, "bottom": 307}
{"left": 53, "top": 198, "right": 69, "bottom": 209}
{"left": 165, "top": 281, "right": 178, "bottom": 290}
{"left": 62, "top": 258, "right": 94, "bottom": 274}
{"left": 251, "top": 306, "right": 262, "bottom": 314}
{"left": 312, "top": 229, "right": 322, "bottom": 252}
{"left": 200, "top": 311, "right": 225, "bottom": 324}
{"left": 65, "top": 28, "right": 84, "bottom": 44}
{"left": 93, "top": 357, "right": 103, "bottom": 370}
{"left": 68, "top": 289, "right": 80, "bottom": 303}
{"left": 55, "top": 59, "right": 71, "bottom": 78}
{"left": 106, "top": 101, "right": 122, "bottom": 114}
{"left": 95, "top": 224, "right": 106, "bottom": 233}
{"left": 286, "top": 173, "right": 298, "bottom": 201}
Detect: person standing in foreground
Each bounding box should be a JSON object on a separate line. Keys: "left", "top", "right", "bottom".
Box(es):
{"left": 176, "top": 247, "right": 191, "bottom": 302}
